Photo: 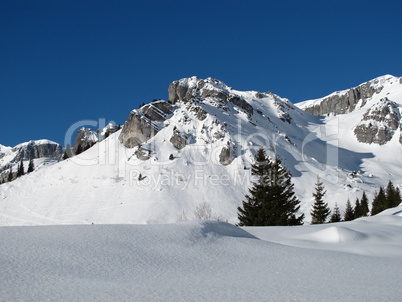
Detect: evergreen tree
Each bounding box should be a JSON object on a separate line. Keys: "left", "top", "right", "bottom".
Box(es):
{"left": 371, "top": 187, "right": 387, "bottom": 215}
{"left": 238, "top": 148, "right": 304, "bottom": 226}
{"left": 385, "top": 181, "right": 401, "bottom": 208}
{"left": 353, "top": 198, "right": 362, "bottom": 218}
{"left": 329, "top": 203, "right": 342, "bottom": 223}
{"left": 344, "top": 199, "right": 355, "bottom": 221}
{"left": 63, "top": 144, "right": 72, "bottom": 160}
{"left": 263, "top": 156, "right": 304, "bottom": 226}
{"left": 310, "top": 176, "right": 330, "bottom": 224}
{"left": 238, "top": 148, "right": 269, "bottom": 226}
{"left": 75, "top": 144, "right": 83, "bottom": 155}
{"left": 17, "top": 161, "right": 24, "bottom": 177}
{"left": 360, "top": 191, "right": 369, "bottom": 217}
{"left": 7, "top": 167, "right": 13, "bottom": 182}
{"left": 27, "top": 159, "right": 35, "bottom": 173}
{"left": 169, "top": 154, "right": 174, "bottom": 160}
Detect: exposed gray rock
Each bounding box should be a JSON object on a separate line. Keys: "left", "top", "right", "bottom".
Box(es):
{"left": 219, "top": 146, "right": 234, "bottom": 165}
{"left": 73, "top": 128, "right": 98, "bottom": 155}
{"left": 12, "top": 140, "right": 63, "bottom": 162}
{"left": 168, "top": 77, "right": 255, "bottom": 117}
{"left": 119, "top": 101, "right": 171, "bottom": 149}
{"left": 119, "top": 111, "right": 158, "bottom": 148}
{"left": 228, "top": 95, "right": 254, "bottom": 115}
{"left": 354, "top": 98, "right": 400, "bottom": 145}
{"left": 400, "top": 77, "right": 402, "bottom": 84}
{"left": 134, "top": 146, "right": 151, "bottom": 161}
{"left": 187, "top": 104, "right": 207, "bottom": 121}
{"left": 168, "top": 78, "right": 198, "bottom": 104}
{"left": 72, "top": 124, "right": 120, "bottom": 155}
{"left": 142, "top": 101, "right": 172, "bottom": 122}
{"left": 198, "top": 79, "right": 229, "bottom": 101}
{"left": 170, "top": 128, "right": 187, "bottom": 150}
{"left": 304, "top": 80, "right": 383, "bottom": 116}
{"left": 255, "top": 92, "right": 265, "bottom": 99}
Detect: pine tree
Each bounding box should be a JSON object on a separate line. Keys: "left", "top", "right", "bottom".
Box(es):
{"left": 27, "top": 159, "right": 35, "bottom": 173}
{"left": 371, "top": 187, "right": 387, "bottom": 215}
{"left": 63, "top": 144, "right": 72, "bottom": 160}
{"left": 238, "top": 148, "right": 304, "bottom": 226}
{"left": 329, "top": 203, "right": 342, "bottom": 223}
{"left": 7, "top": 167, "right": 13, "bottom": 182}
{"left": 353, "top": 198, "right": 362, "bottom": 218}
{"left": 310, "top": 176, "right": 330, "bottom": 224}
{"left": 385, "top": 181, "right": 401, "bottom": 208}
{"left": 360, "top": 191, "right": 369, "bottom": 217}
{"left": 238, "top": 148, "right": 269, "bottom": 226}
{"left": 344, "top": 199, "right": 355, "bottom": 221}
{"left": 75, "top": 144, "right": 83, "bottom": 155}
{"left": 17, "top": 161, "right": 24, "bottom": 177}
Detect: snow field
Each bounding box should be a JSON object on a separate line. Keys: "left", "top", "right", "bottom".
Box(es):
{"left": 1, "top": 214, "right": 402, "bottom": 301}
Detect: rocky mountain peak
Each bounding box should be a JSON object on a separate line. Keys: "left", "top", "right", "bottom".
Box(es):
{"left": 298, "top": 75, "right": 398, "bottom": 116}
{"left": 354, "top": 97, "right": 401, "bottom": 145}
{"left": 168, "top": 76, "right": 231, "bottom": 104}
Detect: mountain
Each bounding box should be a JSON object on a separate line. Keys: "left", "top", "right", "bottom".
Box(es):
{"left": 71, "top": 123, "right": 121, "bottom": 156}
{"left": 0, "top": 75, "right": 401, "bottom": 225}
{"left": 0, "top": 140, "right": 63, "bottom": 181}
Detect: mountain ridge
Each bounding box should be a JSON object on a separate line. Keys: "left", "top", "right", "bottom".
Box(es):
{"left": 1, "top": 74, "right": 401, "bottom": 225}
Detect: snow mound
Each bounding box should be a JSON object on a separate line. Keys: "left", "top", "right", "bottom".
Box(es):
{"left": 198, "top": 221, "right": 257, "bottom": 239}
{"left": 1, "top": 221, "right": 402, "bottom": 301}
{"left": 301, "top": 226, "right": 368, "bottom": 243}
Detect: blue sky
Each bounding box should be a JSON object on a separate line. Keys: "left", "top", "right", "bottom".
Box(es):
{"left": 1, "top": 0, "right": 401, "bottom": 147}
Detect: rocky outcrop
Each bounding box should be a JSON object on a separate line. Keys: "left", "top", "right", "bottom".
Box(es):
{"left": 12, "top": 140, "right": 63, "bottom": 162}
{"left": 170, "top": 127, "right": 187, "bottom": 150}
{"left": 119, "top": 101, "right": 171, "bottom": 149}
{"left": 73, "top": 128, "right": 98, "bottom": 155}
{"left": 141, "top": 101, "right": 172, "bottom": 122}
{"left": 134, "top": 146, "right": 151, "bottom": 161}
{"left": 219, "top": 146, "right": 234, "bottom": 166}
{"left": 228, "top": 95, "right": 253, "bottom": 115}
{"left": 187, "top": 103, "right": 207, "bottom": 121}
{"left": 303, "top": 79, "right": 383, "bottom": 116}
{"left": 168, "top": 77, "right": 254, "bottom": 115}
{"left": 72, "top": 124, "right": 120, "bottom": 155}
{"left": 354, "top": 98, "right": 400, "bottom": 145}
{"left": 119, "top": 111, "right": 158, "bottom": 148}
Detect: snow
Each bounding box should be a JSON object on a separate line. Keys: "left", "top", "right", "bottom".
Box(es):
{"left": 1, "top": 75, "right": 402, "bottom": 300}
{"left": 1, "top": 75, "right": 402, "bottom": 225}
{"left": 13, "top": 139, "right": 59, "bottom": 149}
{"left": 1, "top": 211, "right": 401, "bottom": 301}
{"left": 0, "top": 139, "right": 61, "bottom": 175}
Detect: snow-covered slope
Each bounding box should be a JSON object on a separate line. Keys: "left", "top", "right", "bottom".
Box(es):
{"left": 1, "top": 76, "right": 402, "bottom": 225}
{"left": 1, "top": 209, "right": 401, "bottom": 301}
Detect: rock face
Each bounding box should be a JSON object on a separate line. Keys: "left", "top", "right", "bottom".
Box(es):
{"left": 73, "top": 124, "right": 120, "bottom": 155}
{"left": 119, "top": 101, "right": 172, "bottom": 148}
{"left": 168, "top": 76, "right": 253, "bottom": 116}
{"left": 73, "top": 128, "right": 98, "bottom": 155}
{"left": 141, "top": 101, "right": 173, "bottom": 122}
{"left": 219, "top": 146, "right": 234, "bottom": 166}
{"left": 170, "top": 127, "right": 187, "bottom": 150}
{"left": 134, "top": 146, "right": 151, "bottom": 161}
{"left": 354, "top": 98, "right": 400, "bottom": 145}
{"left": 119, "top": 112, "right": 158, "bottom": 148}
{"left": 303, "top": 79, "right": 384, "bottom": 116}
{"left": 12, "top": 140, "right": 63, "bottom": 162}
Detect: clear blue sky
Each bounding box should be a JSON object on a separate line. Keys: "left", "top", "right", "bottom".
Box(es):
{"left": 1, "top": 0, "right": 401, "bottom": 147}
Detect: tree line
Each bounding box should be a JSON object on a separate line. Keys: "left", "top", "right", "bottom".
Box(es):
{"left": 238, "top": 147, "right": 401, "bottom": 226}
{"left": 0, "top": 159, "right": 34, "bottom": 184}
